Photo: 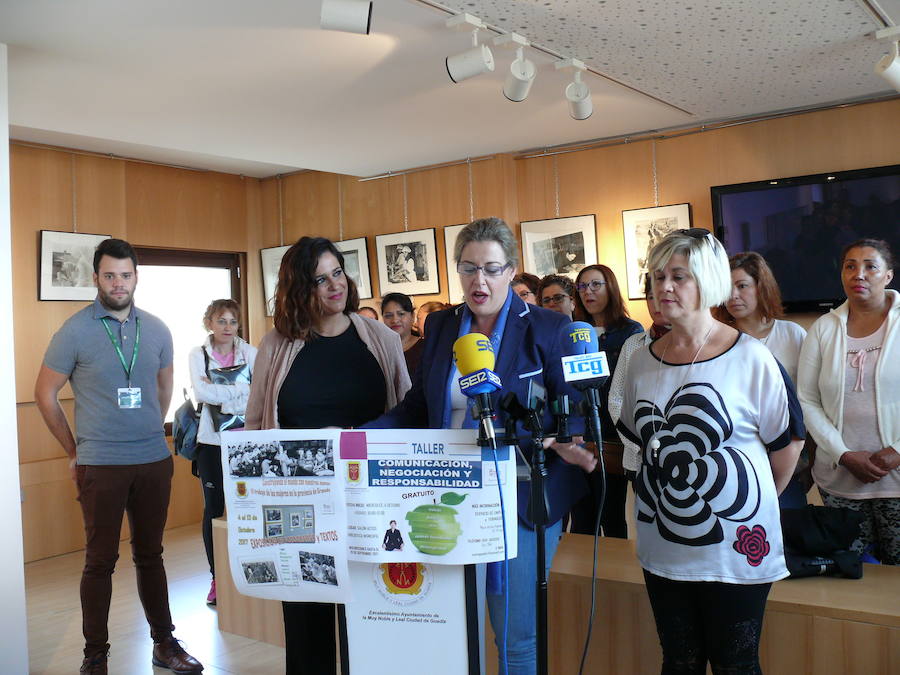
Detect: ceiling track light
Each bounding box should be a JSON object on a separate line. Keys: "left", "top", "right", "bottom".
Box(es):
{"left": 445, "top": 13, "right": 495, "bottom": 84}
{"left": 874, "top": 26, "right": 900, "bottom": 93}
{"left": 556, "top": 58, "right": 592, "bottom": 121}
{"left": 320, "top": 0, "right": 373, "bottom": 35}
{"left": 495, "top": 33, "right": 535, "bottom": 102}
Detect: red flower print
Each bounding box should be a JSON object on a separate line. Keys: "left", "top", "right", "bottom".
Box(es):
{"left": 733, "top": 525, "right": 770, "bottom": 567}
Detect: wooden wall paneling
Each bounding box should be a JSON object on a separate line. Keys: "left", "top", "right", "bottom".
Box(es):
{"left": 758, "top": 610, "right": 811, "bottom": 675}
{"left": 282, "top": 171, "right": 339, "bottom": 243}
{"left": 19, "top": 458, "right": 86, "bottom": 561}
{"left": 17, "top": 401, "right": 74, "bottom": 464}
{"left": 471, "top": 155, "right": 519, "bottom": 227}
{"left": 166, "top": 452, "right": 206, "bottom": 530}
{"left": 405, "top": 163, "right": 471, "bottom": 229}
{"left": 10, "top": 145, "right": 84, "bottom": 402}
{"left": 245, "top": 178, "right": 271, "bottom": 345}
{"left": 73, "top": 154, "right": 127, "bottom": 240}
{"left": 124, "top": 163, "right": 248, "bottom": 251}
{"left": 514, "top": 155, "right": 557, "bottom": 224}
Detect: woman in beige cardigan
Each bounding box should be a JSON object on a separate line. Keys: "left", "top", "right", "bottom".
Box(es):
{"left": 245, "top": 236, "right": 410, "bottom": 675}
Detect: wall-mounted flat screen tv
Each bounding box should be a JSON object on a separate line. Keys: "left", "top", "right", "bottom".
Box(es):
{"left": 712, "top": 164, "right": 899, "bottom": 312}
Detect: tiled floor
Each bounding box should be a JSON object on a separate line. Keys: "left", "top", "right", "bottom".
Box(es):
{"left": 25, "top": 524, "right": 285, "bottom": 674}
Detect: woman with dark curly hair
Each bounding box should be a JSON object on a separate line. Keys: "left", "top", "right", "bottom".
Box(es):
{"left": 570, "top": 264, "right": 644, "bottom": 538}
{"left": 537, "top": 274, "right": 576, "bottom": 319}
{"left": 245, "top": 236, "right": 411, "bottom": 675}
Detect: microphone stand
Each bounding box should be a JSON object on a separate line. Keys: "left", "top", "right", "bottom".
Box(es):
{"left": 500, "top": 393, "right": 551, "bottom": 675}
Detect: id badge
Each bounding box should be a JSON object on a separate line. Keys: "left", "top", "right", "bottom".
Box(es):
{"left": 118, "top": 387, "right": 142, "bottom": 409}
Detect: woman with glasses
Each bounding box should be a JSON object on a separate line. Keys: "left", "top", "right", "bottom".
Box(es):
{"left": 511, "top": 272, "right": 540, "bottom": 305}
{"left": 570, "top": 264, "right": 644, "bottom": 538}
{"left": 617, "top": 229, "right": 799, "bottom": 673}
{"left": 366, "top": 218, "right": 596, "bottom": 675}
{"left": 537, "top": 274, "right": 577, "bottom": 319}
{"left": 189, "top": 299, "right": 257, "bottom": 606}
{"left": 381, "top": 292, "right": 425, "bottom": 378}
{"left": 245, "top": 236, "right": 411, "bottom": 675}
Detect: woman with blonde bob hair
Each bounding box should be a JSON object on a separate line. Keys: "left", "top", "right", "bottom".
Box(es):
{"left": 616, "top": 229, "right": 801, "bottom": 674}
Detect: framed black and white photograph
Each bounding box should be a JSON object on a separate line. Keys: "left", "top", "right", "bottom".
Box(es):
{"left": 375, "top": 228, "right": 440, "bottom": 296}
{"left": 443, "top": 223, "right": 466, "bottom": 304}
{"left": 260, "top": 244, "right": 290, "bottom": 316}
{"left": 622, "top": 203, "right": 692, "bottom": 299}
{"left": 335, "top": 237, "right": 372, "bottom": 300}
{"left": 520, "top": 215, "right": 597, "bottom": 280}
{"left": 39, "top": 230, "right": 111, "bottom": 301}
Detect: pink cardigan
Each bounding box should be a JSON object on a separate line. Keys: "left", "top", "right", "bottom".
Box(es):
{"left": 245, "top": 313, "right": 411, "bottom": 430}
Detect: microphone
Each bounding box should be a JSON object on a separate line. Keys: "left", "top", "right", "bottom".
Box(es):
{"left": 559, "top": 322, "right": 609, "bottom": 445}
{"left": 453, "top": 333, "right": 502, "bottom": 449}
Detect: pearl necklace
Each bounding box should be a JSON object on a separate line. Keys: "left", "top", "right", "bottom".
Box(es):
{"left": 649, "top": 324, "right": 715, "bottom": 458}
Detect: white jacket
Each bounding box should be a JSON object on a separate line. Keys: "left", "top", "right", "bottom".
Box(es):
{"left": 797, "top": 289, "right": 900, "bottom": 466}
{"left": 189, "top": 336, "right": 258, "bottom": 446}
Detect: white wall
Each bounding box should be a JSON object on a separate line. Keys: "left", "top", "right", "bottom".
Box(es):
{"left": 0, "top": 42, "right": 30, "bottom": 675}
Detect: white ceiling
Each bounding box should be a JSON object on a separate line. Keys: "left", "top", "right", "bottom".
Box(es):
{"left": 0, "top": 0, "right": 897, "bottom": 178}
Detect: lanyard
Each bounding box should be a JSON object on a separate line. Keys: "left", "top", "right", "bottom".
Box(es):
{"left": 101, "top": 316, "right": 141, "bottom": 386}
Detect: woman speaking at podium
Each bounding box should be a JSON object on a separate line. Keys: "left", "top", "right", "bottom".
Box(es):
{"left": 368, "top": 217, "right": 597, "bottom": 675}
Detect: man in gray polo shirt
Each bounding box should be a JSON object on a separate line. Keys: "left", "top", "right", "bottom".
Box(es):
{"left": 35, "top": 239, "right": 203, "bottom": 675}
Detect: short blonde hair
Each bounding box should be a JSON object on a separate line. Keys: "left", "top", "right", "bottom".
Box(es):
{"left": 453, "top": 217, "right": 519, "bottom": 268}
{"left": 647, "top": 229, "right": 731, "bottom": 310}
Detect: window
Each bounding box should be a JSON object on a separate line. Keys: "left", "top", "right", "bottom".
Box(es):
{"left": 134, "top": 248, "right": 244, "bottom": 426}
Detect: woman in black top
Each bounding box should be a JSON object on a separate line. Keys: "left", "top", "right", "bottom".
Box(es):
{"left": 246, "top": 237, "right": 410, "bottom": 675}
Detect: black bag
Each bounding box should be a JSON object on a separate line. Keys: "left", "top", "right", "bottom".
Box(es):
{"left": 202, "top": 347, "right": 250, "bottom": 433}
{"left": 172, "top": 388, "right": 202, "bottom": 461}
{"left": 780, "top": 505, "right": 865, "bottom": 579}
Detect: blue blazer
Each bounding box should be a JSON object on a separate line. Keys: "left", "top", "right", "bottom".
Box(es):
{"left": 368, "top": 294, "right": 589, "bottom": 526}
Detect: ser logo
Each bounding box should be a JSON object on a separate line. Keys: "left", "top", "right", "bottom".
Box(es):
{"left": 475, "top": 338, "right": 492, "bottom": 352}
{"left": 459, "top": 369, "right": 501, "bottom": 392}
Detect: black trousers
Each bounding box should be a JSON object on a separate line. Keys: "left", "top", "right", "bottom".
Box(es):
{"left": 568, "top": 471, "right": 628, "bottom": 538}
{"left": 643, "top": 570, "right": 771, "bottom": 675}
{"left": 282, "top": 602, "right": 337, "bottom": 674}
{"left": 196, "top": 443, "right": 225, "bottom": 577}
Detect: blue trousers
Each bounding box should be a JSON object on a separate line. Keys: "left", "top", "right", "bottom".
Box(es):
{"left": 486, "top": 518, "right": 563, "bottom": 675}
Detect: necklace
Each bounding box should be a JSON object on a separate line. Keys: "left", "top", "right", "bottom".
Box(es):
{"left": 648, "top": 324, "right": 715, "bottom": 459}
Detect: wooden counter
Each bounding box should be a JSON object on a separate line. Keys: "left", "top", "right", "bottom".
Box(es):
{"left": 549, "top": 534, "right": 900, "bottom": 675}
{"left": 213, "top": 520, "right": 899, "bottom": 674}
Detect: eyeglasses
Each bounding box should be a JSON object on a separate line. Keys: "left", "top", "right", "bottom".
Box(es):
{"left": 314, "top": 268, "right": 345, "bottom": 286}
{"left": 541, "top": 293, "right": 571, "bottom": 305}
{"left": 516, "top": 289, "right": 535, "bottom": 299}
{"left": 457, "top": 262, "right": 511, "bottom": 277}
{"left": 575, "top": 279, "right": 607, "bottom": 292}
{"left": 214, "top": 318, "right": 239, "bottom": 327}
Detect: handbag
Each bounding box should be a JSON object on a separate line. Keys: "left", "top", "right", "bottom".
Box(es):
{"left": 202, "top": 347, "right": 251, "bottom": 433}
{"left": 780, "top": 505, "right": 865, "bottom": 579}
{"left": 172, "top": 388, "right": 202, "bottom": 461}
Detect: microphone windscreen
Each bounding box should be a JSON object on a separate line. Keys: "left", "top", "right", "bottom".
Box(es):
{"left": 560, "top": 322, "right": 599, "bottom": 356}
{"left": 453, "top": 333, "right": 496, "bottom": 376}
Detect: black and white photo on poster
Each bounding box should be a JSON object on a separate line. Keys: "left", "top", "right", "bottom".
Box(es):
{"left": 520, "top": 215, "right": 597, "bottom": 282}
{"left": 259, "top": 244, "right": 290, "bottom": 316}
{"left": 241, "top": 560, "right": 280, "bottom": 585}
{"left": 375, "top": 229, "right": 440, "bottom": 296}
{"left": 299, "top": 551, "right": 339, "bottom": 586}
{"left": 227, "top": 439, "right": 334, "bottom": 478}
{"left": 40, "top": 230, "right": 111, "bottom": 301}
{"left": 622, "top": 204, "right": 692, "bottom": 299}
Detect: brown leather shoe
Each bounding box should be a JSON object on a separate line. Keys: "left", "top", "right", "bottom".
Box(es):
{"left": 151, "top": 637, "right": 203, "bottom": 673}
{"left": 79, "top": 652, "right": 108, "bottom": 674}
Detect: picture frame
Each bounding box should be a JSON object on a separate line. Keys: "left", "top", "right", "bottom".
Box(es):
{"left": 39, "top": 230, "right": 111, "bottom": 301}
{"left": 622, "top": 203, "right": 692, "bottom": 299}
{"left": 375, "top": 228, "right": 440, "bottom": 296}
{"left": 519, "top": 215, "right": 597, "bottom": 281}
{"left": 442, "top": 223, "right": 467, "bottom": 304}
{"left": 335, "top": 237, "right": 373, "bottom": 300}
{"left": 260, "top": 244, "right": 290, "bottom": 317}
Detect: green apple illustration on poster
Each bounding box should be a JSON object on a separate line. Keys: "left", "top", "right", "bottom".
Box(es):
{"left": 405, "top": 492, "right": 467, "bottom": 555}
